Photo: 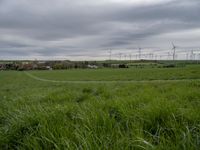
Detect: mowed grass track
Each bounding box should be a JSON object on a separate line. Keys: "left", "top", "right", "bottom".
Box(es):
{"left": 0, "top": 65, "right": 200, "bottom": 149}
{"left": 29, "top": 65, "right": 200, "bottom": 81}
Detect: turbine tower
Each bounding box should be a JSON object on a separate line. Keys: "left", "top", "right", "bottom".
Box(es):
{"left": 129, "top": 54, "right": 132, "bottom": 61}
{"left": 190, "top": 50, "right": 194, "bottom": 60}
{"left": 168, "top": 52, "right": 171, "bottom": 60}
{"left": 138, "top": 46, "right": 142, "bottom": 60}
{"left": 119, "top": 53, "right": 122, "bottom": 60}
{"left": 186, "top": 53, "right": 189, "bottom": 60}
{"left": 108, "top": 49, "right": 112, "bottom": 61}
{"left": 124, "top": 54, "right": 127, "bottom": 60}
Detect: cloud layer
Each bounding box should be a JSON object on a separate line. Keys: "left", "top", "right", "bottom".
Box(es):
{"left": 0, "top": 0, "right": 200, "bottom": 60}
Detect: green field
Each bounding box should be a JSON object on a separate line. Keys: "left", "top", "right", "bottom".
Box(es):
{"left": 29, "top": 65, "right": 200, "bottom": 81}
{"left": 0, "top": 65, "right": 200, "bottom": 149}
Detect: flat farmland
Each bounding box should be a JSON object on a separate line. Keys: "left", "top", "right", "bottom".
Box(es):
{"left": 0, "top": 65, "right": 200, "bottom": 149}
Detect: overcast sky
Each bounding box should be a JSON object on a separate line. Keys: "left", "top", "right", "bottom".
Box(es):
{"left": 0, "top": 0, "right": 200, "bottom": 60}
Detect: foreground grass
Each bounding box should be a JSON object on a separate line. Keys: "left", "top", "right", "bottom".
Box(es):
{"left": 0, "top": 68, "right": 200, "bottom": 149}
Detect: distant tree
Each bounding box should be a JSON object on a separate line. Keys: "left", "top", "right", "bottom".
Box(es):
{"left": 119, "top": 64, "right": 128, "bottom": 68}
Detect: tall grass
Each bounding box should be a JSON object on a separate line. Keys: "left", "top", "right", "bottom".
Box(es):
{"left": 0, "top": 67, "right": 200, "bottom": 149}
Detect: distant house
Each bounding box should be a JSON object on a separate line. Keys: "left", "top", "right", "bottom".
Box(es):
{"left": 22, "top": 64, "right": 34, "bottom": 70}
{"left": 36, "top": 61, "right": 47, "bottom": 70}
{"left": 38, "top": 61, "right": 46, "bottom": 65}
{"left": 111, "top": 64, "right": 120, "bottom": 68}
{"left": 46, "top": 66, "right": 53, "bottom": 70}
{"left": 87, "top": 64, "right": 98, "bottom": 69}
{"left": 32, "top": 64, "right": 38, "bottom": 70}
{"left": 22, "top": 61, "right": 29, "bottom": 65}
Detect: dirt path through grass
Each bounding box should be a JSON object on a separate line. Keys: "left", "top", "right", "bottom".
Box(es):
{"left": 24, "top": 71, "right": 200, "bottom": 83}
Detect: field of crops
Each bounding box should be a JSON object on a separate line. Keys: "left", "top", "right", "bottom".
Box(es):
{"left": 0, "top": 65, "right": 200, "bottom": 149}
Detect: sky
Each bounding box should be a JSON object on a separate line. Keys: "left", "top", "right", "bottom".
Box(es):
{"left": 0, "top": 0, "right": 200, "bottom": 60}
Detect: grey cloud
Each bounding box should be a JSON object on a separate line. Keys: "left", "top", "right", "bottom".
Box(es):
{"left": 110, "top": 0, "right": 200, "bottom": 22}
{"left": 0, "top": 0, "right": 200, "bottom": 59}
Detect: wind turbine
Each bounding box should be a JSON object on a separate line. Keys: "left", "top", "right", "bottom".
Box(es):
{"left": 160, "top": 55, "right": 162, "bottom": 60}
{"left": 138, "top": 46, "right": 142, "bottom": 60}
{"left": 155, "top": 54, "right": 157, "bottom": 60}
{"left": 190, "top": 50, "right": 194, "bottom": 60}
{"left": 119, "top": 53, "right": 122, "bottom": 60}
{"left": 129, "top": 54, "right": 132, "bottom": 61}
{"left": 172, "top": 42, "right": 176, "bottom": 61}
{"left": 149, "top": 53, "right": 151, "bottom": 59}
{"left": 108, "top": 49, "right": 112, "bottom": 61}
{"left": 186, "top": 53, "right": 189, "bottom": 60}
{"left": 167, "top": 52, "right": 170, "bottom": 60}
{"left": 124, "top": 54, "right": 127, "bottom": 60}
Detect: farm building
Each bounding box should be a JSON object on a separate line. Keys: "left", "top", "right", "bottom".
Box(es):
{"left": 87, "top": 64, "right": 98, "bottom": 69}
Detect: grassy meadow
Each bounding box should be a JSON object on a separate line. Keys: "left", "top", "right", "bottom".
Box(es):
{"left": 0, "top": 65, "right": 200, "bottom": 149}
